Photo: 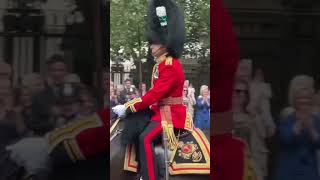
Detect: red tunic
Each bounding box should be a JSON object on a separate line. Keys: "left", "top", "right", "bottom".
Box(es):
{"left": 212, "top": 134, "right": 245, "bottom": 180}
{"left": 48, "top": 108, "right": 108, "bottom": 161}
{"left": 75, "top": 108, "right": 108, "bottom": 158}
{"left": 125, "top": 56, "right": 192, "bottom": 130}
{"left": 211, "top": 0, "right": 246, "bottom": 179}
{"left": 211, "top": 0, "right": 239, "bottom": 113}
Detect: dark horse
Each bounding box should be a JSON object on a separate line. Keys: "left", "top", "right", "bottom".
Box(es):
{"left": 110, "top": 110, "right": 210, "bottom": 180}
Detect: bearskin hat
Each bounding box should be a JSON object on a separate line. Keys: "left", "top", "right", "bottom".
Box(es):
{"left": 146, "top": 0, "right": 186, "bottom": 58}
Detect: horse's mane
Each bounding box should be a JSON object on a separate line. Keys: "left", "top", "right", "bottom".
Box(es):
{"left": 121, "top": 109, "right": 152, "bottom": 145}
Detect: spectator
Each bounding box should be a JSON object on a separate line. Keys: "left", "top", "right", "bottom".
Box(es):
{"left": 187, "top": 83, "right": 196, "bottom": 118}
{"left": 240, "top": 68, "right": 274, "bottom": 180}
{"left": 79, "top": 89, "right": 95, "bottom": 118}
{"left": 0, "top": 90, "right": 19, "bottom": 149}
{"left": 116, "top": 84, "right": 124, "bottom": 97}
{"left": 273, "top": 75, "right": 320, "bottom": 180}
{"left": 0, "top": 63, "right": 12, "bottom": 101}
{"left": 110, "top": 82, "right": 119, "bottom": 108}
{"left": 188, "top": 83, "right": 195, "bottom": 99}
{"left": 21, "top": 73, "right": 45, "bottom": 96}
{"left": 194, "top": 85, "right": 210, "bottom": 129}
{"left": 55, "top": 83, "right": 81, "bottom": 127}
{"left": 64, "top": 73, "right": 81, "bottom": 84}
{"left": 247, "top": 68, "right": 275, "bottom": 137}
{"left": 139, "top": 82, "right": 147, "bottom": 97}
{"left": 184, "top": 80, "right": 189, "bottom": 89}
{"left": 183, "top": 87, "right": 196, "bottom": 119}
{"left": 16, "top": 86, "right": 33, "bottom": 135}
{"left": 46, "top": 54, "right": 69, "bottom": 88}
{"left": 32, "top": 55, "right": 70, "bottom": 131}
{"left": 232, "top": 80, "right": 253, "bottom": 147}
{"left": 128, "top": 88, "right": 138, "bottom": 100}
{"left": 119, "top": 79, "right": 136, "bottom": 104}
{"left": 236, "top": 59, "right": 252, "bottom": 83}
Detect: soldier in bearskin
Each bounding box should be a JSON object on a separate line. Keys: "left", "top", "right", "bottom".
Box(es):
{"left": 112, "top": 0, "right": 190, "bottom": 180}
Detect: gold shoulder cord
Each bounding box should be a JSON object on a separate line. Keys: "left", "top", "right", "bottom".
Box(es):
{"left": 150, "top": 63, "right": 158, "bottom": 89}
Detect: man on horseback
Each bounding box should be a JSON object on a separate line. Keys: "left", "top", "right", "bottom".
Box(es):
{"left": 112, "top": 0, "right": 191, "bottom": 180}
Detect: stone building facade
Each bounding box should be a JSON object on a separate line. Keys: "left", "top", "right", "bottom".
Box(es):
{"left": 224, "top": 0, "right": 320, "bottom": 114}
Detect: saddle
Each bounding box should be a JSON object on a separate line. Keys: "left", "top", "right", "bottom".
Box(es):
{"left": 110, "top": 107, "right": 210, "bottom": 176}
{"left": 123, "top": 128, "right": 210, "bottom": 176}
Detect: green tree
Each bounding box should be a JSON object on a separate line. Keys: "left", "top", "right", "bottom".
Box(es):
{"left": 111, "top": 0, "right": 149, "bottom": 61}
{"left": 110, "top": 0, "right": 210, "bottom": 85}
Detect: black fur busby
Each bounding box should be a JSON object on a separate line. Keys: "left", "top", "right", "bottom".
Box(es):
{"left": 146, "top": 0, "right": 186, "bottom": 58}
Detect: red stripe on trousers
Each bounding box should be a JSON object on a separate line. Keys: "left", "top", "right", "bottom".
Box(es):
{"left": 143, "top": 124, "right": 162, "bottom": 180}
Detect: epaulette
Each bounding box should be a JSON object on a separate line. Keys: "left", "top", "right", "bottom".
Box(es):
{"left": 48, "top": 114, "right": 102, "bottom": 152}
{"left": 125, "top": 98, "right": 142, "bottom": 113}
{"left": 165, "top": 56, "right": 173, "bottom": 65}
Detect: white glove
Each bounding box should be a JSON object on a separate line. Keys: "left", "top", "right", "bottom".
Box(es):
{"left": 112, "top": 104, "right": 127, "bottom": 117}
{"left": 6, "top": 137, "right": 50, "bottom": 174}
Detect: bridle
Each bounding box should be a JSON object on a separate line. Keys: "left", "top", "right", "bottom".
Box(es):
{"left": 110, "top": 117, "right": 123, "bottom": 142}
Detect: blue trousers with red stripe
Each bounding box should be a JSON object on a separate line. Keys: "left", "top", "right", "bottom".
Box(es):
{"left": 139, "top": 121, "right": 162, "bottom": 180}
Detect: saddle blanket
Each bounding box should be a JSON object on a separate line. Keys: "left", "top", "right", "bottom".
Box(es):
{"left": 123, "top": 128, "right": 210, "bottom": 175}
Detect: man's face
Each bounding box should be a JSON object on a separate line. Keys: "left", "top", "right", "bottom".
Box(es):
{"left": 233, "top": 82, "right": 249, "bottom": 107}
{"left": 125, "top": 81, "right": 131, "bottom": 89}
{"left": 141, "top": 84, "right": 146, "bottom": 90}
{"left": 80, "top": 94, "right": 94, "bottom": 115}
{"left": 150, "top": 44, "right": 163, "bottom": 57}
{"left": 130, "top": 93, "right": 136, "bottom": 100}
{"left": 60, "top": 102, "right": 80, "bottom": 118}
{"left": 49, "top": 62, "right": 67, "bottom": 83}
{"left": 32, "top": 78, "right": 45, "bottom": 94}
{"left": 184, "top": 80, "right": 189, "bottom": 88}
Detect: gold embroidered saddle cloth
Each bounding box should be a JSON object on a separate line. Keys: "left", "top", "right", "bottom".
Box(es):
{"left": 123, "top": 128, "right": 210, "bottom": 175}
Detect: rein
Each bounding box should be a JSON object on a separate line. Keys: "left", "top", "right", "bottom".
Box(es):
{"left": 110, "top": 117, "right": 122, "bottom": 141}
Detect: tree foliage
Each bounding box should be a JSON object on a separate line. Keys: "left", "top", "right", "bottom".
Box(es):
{"left": 110, "top": 0, "right": 210, "bottom": 62}
{"left": 111, "top": 0, "right": 149, "bottom": 62}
